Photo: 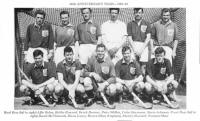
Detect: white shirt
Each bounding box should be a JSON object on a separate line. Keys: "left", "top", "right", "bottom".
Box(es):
{"left": 101, "top": 20, "right": 127, "bottom": 49}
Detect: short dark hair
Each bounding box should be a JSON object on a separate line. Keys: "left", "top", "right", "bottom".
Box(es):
{"left": 60, "top": 10, "right": 70, "bottom": 17}
{"left": 34, "top": 9, "right": 46, "bottom": 18}
{"left": 154, "top": 46, "right": 166, "bottom": 55}
{"left": 134, "top": 8, "right": 144, "bottom": 13}
{"left": 161, "top": 8, "right": 171, "bottom": 16}
{"left": 109, "top": 8, "right": 120, "bottom": 14}
{"left": 33, "top": 49, "right": 43, "bottom": 58}
{"left": 122, "top": 46, "right": 131, "bottom": 53}
{"left": 64, "top": 46, "right": 73, "bottom": 54}
{"left": 80, "top": 8, "right": 92, "bottom": 14}
{"left": 96, "top": 43, "right": 106, "bottom": 51}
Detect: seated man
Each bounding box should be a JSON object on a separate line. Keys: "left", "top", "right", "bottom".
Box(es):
{"left": 83, "top": 43, "right": 117, "bottom": 107}
{"left": 145, "top": 46, "right": 178, "bottom": 105}
{"left": 19, "top": 49, "right": 57, "bottom": 105}
{"left": 115, "top": 46, "right": 144, "bottom": 102}
{"left": 54, "top": 46, "right": 85, "bottom": 109}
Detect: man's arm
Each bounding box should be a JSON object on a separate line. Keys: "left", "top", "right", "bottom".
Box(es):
{"left": 37, "top": 77, "right": 55, "bottom": 89}
{"left": 72, "top": 70, "right": 81, "bottom": 89}
{"left": 47, "top": 24, "right": 54, "bottom": 59}
{"left": 57, "top": 73, "right": 69, "bottom": 90}
{"left": 172, "top": 23, "right": 179, "bottom": 59}
{"left": 172, "top": 40, "right": 178, "bottom": 59}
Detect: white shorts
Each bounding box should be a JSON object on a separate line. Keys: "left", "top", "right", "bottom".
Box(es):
{"left": 132, "top": 41, "right": 149, "bottom": 62}
{"left": 151, "top": 46, "right": 173, "bottom": 64}
{"left": 26, "top": 47, "right": 48, "bottom": 63}
{"left": 54, "top": 46, "right": 76, "bottom": 65}
{"left": 79, "top": 44, "right": 96, "bottom": 64}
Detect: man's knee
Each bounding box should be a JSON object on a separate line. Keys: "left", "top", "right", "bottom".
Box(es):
{"left": 83, "top": 77, "right": 93, "bottom": 90}
{"left": 167, "top": 80, "right": 178, "bottom": 93}
{"left": 144, "top": 82, "right": 154, "bottom": 94}
{"left": 76, "top": 84, "right": 85, "bottom": 94}
{"left": 106, "top": 84, "right": 117, "bottom": 96}
{"left": 115, "top": 82, "right": 123, "bottom": 93}
{"left": 134, "top": 81, "right": 145, "bottom": 93}
{"left": 171, "top": 80, "right": 178, "bottom": 89}
{"left": 19, "top": 85, "right": 30, "bottom": 96}
{"left": 54, "top": 84, "right": 64, "bottom": 96}
{"left": 45, "top": 83, "right": 55, "bottom": 94}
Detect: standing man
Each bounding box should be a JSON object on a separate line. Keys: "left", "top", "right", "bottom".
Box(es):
{"left": 101, "top": 8, "right": 127, "bottom": 65}
{"left": 75, "top": 8, "right": 101, "bottom": 66}
{"left": 54, "top": 11, "right": 78, "bottom": 65}
{"left": 19, "top": 49, "right": 57, "bottom": 105}
{"left": 115, "top": 46, "right": 144, "bottom": 102}
{"left": 151, "top": 8, "right": 179, "bottom": 64}
{"left": 127, "top": 8, "right": 152, "bottom": 74}
{"left": 83, "top": 44, "right": 117, "bottom": 107}
{"left": 24, "top": 9, "right": 54, "bottom": 63}
{"left": 54, "top": 46, "right": 84, "bottom": 109}
{"left": 145, "top": 47, "right": 179, "bottom": 107}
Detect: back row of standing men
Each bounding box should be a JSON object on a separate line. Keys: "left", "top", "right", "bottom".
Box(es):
{"left": 20, "top": 8, "right": 179, "bottom": 109}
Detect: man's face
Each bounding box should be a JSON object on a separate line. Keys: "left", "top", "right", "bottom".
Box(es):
{"left": 155, "top": 52, "right": 165, "bottom": 63}
{"left": 134, "top": 9, "right": 143, "bottom": 21}
{"left": 61, "top": 14, "right": 69, "bottom": 26}
{"left": 82, "top": 8, "right": 91, "bottom": 21}
{"left": 96, "top": 47, "right": 105, "bottom": 60}
{"left": 64, "top": 52, "right": 74, "bottom": 62}
{"left": 34, "top": 55, "right": 43, "bottom": 66}
{"left": 110, "top": 9, "right": 119, "bottom": 21}
{"left": 122, "top": 49, "right": 131, "bottom": 62}
{"left": 35, "top": 14, "right": 45, "bottom": 26}
{"left": 162, "top": 12, "right": 171, "bottom": 23}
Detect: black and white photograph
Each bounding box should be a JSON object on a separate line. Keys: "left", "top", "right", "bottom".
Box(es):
{"left": 14, "top": 7, "right": 186, "bottom": 110}
{"left": 2, "top": 0, "right": 200, "bottom": 121}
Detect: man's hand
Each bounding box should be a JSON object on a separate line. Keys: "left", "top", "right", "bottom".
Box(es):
{"left": 172, "top": 50, "right": 176, "bottom": 59}
{"left": 116, "top": 78, "right": 125, "bottom": 85}
{"left": 90, "top": 72, "right": 102, "bottom": 82}
{"left": 98, "top": 82, "right": 109, "bottom": 92}
{"left": 68, "top": 85, "right": 76, "bottom": 99}
{"left": 31, "top": 84, "right": 37, "bottom": 91}
{"left": 47, "top": 52, "right": 53, "bottom": 60}
{"left": 23, "top": 51, "right": 28, "bottom": 63}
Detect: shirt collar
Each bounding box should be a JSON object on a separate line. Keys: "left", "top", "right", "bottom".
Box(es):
{"left": 83, "top": 19, "right": 93, "bottom": 24}
{"left": 160, "top": 19, "right": 172, "bottom": 25}
{"left": 108, "top": 19, "right": 119, "bottom": 24}
{"left": 122, "top": 58, "right": 134, "bottom": 64}
{"left": 34, "top": 22, "right": 44, "bottom": 28}
{"left": 96, "top": 56, "right": 106, "bottom": 63}
{"left": 61, "top": 23, "right": 73, "bottom": 27}
{"left": 63, "top": 59, "right": 75, "bottom": 66}
{"left": 133, "top": 19, "right": 143, "bottom": 26}
{"left": 153, "top": 58, "right": 165, "bottom": 64}
{"left": 34, "top": 61, "right": 45, "bottom": 68}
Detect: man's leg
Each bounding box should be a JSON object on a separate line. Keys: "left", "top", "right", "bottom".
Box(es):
{"left": 83, "top": 77, "right": 95, "bottom": 107}
{"left": 54, "top": 83, "right": 66, "bottom": 104}
{"left": 166, "top": 80, "right": 179, "bottom": 101}
{"left": 19, "top": 84, "right": 41, "bottom": 105}
{"left": 75, "top": 83, "right": 86, "bottom": 104}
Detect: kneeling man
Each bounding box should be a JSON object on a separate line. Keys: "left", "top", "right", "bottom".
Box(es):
{"left": 54, "top": 46, "right": 85, "bottom": 109}
{"left": 145, "top": 46, "right": 179, "bottom": 108}
{"left": 20, "top": 49, "right": 57, "bottom": 106}
{"left": 115, "top": 46, "right": 144, "bottom": 103}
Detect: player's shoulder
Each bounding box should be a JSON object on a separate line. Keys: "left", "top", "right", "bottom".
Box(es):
{"left": 164, "top": 58, "right": 171, "bottom": 64}
{"left": 74, "top": 59, "right": 82, "bottom": 65}
{"left": 115, "top": 59, "right": 123, "bottom": 66}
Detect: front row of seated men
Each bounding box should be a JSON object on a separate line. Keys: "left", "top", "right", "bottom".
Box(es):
{"left": 19, "top": 44, "right": 178, "bottom": 109}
